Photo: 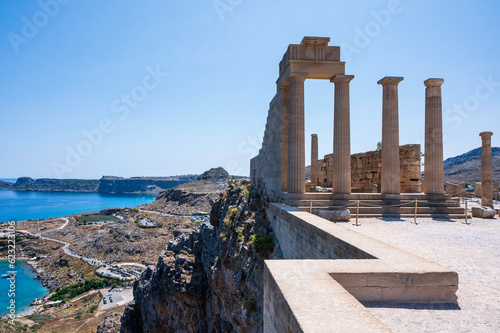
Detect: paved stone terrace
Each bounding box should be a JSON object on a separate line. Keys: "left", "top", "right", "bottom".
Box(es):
{"left": 342, "top": 217, "right": 500, "bottom": 332}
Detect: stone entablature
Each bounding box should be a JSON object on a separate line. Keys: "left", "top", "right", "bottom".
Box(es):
{"left": 314, "top": 144, "right": 421, "bottom": 193}
{"left": 277, "top": 37, "right": 343, "bottom": 88}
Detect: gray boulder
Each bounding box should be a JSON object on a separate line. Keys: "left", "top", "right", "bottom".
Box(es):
{"left": 471, "top": 206, "right": 496, "bottom": 218}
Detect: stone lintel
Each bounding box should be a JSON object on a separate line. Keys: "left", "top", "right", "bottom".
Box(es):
{"left": 377, "top": 76, "right": 404, "bottom": 86}
{"left": 300, "top": 36, "right": 331, "bottom": 45}
{"left": 331, "top": 74, "right": 355, "bottom": 83}
{"left": 480, "top": 131, "right": 493, "bottom": 138}
{"left": 289, "top": 72, "right": 308, "bottom": 80}
{"left": 424, "top": 78, "right": 444, "bottom": 87}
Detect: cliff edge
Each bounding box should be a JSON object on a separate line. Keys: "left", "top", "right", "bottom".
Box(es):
{"left": 120, "top": 180, "right": 280, "bottom": 332}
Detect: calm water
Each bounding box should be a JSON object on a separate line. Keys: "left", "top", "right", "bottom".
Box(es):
{"left": 0, "top": 260, "right": 50, "bottom": 316}
{"left": 0, "top": 190, "right": 155, "bottom": 222}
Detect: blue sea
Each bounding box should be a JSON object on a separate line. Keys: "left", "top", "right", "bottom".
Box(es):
{"left": 0, "top": 190, "right": 155, "bottom": 223}
{"left": 0, "top": 260, "right": 50, "bottom": 317}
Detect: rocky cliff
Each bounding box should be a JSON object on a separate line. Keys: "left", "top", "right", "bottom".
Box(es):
{"left": 143, "top": 167, "right": 232, "bottom": 215}
{"left": 120, "top": 180, "right": 280, "bottom": 332}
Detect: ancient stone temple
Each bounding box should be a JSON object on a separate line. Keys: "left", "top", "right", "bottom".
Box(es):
{"left": 250, "top": 36, "right": 463, "bottom": 218}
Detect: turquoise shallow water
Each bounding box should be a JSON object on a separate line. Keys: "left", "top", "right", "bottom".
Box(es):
{"left": 0, "top": 190, "right": 155, "bottom": 222}
{"left": 0, "top": 260, "right": 49, "bottom": 317}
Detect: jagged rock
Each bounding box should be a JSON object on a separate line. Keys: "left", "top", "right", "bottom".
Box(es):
{"left": 313, "top": 209, "right": 351, "bottom": 221}
{"left": 96, "top": 312, "right": 122, "bottom": 333}
{"left": 119, "top": 180, "right": 279, "bottom": 332}
{"left": 471, "top": 206, "right": 496, "bottom": 218}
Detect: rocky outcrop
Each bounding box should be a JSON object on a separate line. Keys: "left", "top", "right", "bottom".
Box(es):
{"left": 143, "top": 167, "right": 232, "bottom": 215}
{"left": 97, "top": 312, "right": 123, "bottom": 333}
{"left": 120, "top": 180, "right": 280, "bottom": 332}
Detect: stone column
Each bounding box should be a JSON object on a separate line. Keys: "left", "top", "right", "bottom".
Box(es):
{"left": 331, "top": 74, "right": 354, "bottom": 194}
{"left": 287, "top": 75, "right": 306, "bottom": 194}
{"left": 480, "top": 131, "right": 494, "bottom": 208}
{"left": 311, "top": 134, "right": 318, "bottom": 185}
{"left": 424, "top": 78, "right": 445, "bottom": 195}
{"left": 378, "top": 76, "right": 404, "bottom": 194}
{"left": 280, "top": 85, "right": 289, "bottom": 192}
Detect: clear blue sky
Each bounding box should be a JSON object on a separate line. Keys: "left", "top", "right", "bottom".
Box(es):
{"left": 1, "top": 0, "right": 499, "bottom": 179}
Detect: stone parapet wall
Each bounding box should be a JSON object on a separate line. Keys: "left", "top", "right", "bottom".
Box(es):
{"left": 263, "top": 203, "right": 458, "bottom": 332}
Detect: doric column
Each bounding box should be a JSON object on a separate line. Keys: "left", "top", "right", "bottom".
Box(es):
{"left": 424, "top": 78, "right": 445, "bottom": 195}
{"left": 331, "top": 74, "right": 354, "bottom": 194}
{"left": 378, "top": 76, "right": 404, "bottom": 194}
{"left": 287, "top": 75, "right": 306, "bottom": 194}
{"left": 480, "top": 131, "right": 494, "bottom": 208}
{"left": 280, "top": 85, "right": 289, "bottom": 192}
{"left": 310, "top": 134, "right": 318, "bottom": 185}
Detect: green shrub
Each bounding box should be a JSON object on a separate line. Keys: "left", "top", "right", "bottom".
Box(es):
{"left": 242, "top": 298, "right": 257, "bottom": 313}
{"left": 250, "top": 234, "right": 274, "bottom": 254}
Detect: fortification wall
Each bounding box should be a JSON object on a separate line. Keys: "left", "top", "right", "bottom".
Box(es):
{"left": 250, "top": 93, "right": 283, "bottom": 200}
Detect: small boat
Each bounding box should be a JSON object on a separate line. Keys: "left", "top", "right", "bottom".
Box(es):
{"left": 2, "top": 272, "right": 16, "bottom": 278}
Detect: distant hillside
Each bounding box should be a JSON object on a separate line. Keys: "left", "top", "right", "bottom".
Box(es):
{"left": 0, "top": 175, "right": 198, "bottom": 194}
{"left": 444, "top": 147, "right": 500, "bottom": 184}
{"left": 142, "top": 167, "right": 231, "bottom": 215}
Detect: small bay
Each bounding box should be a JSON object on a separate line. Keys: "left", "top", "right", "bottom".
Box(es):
{"left": 0, "top": 260, "right": 49, "bottom": 317}
{"left": 0, "top": 190, "right": 155, "bottom": 223}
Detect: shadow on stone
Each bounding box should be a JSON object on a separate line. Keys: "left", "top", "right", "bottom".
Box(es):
{"left": 362, "top": 301, "right": 461, "bottom": 311}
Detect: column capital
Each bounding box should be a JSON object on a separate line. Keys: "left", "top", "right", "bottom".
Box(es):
{"left": 377, "top": 76, "right": 404, "bottom": 86}
{"left": 331, "top": 74, "right": 354, "bottom": 83}
{"left": 311, "top": 133, "right": 318, "bottom": 137}
{"left": 424, "top": 78, "right": 444, "bottom": 87}
{"left": 289, "top": 72, "right": 308, "bottom": 81}
{"left": 480, "top": 131, "right": 493, "bottom": 138}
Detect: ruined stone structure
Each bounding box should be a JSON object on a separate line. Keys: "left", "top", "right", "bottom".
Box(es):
{"left": 446, "top": 182, "right": 466, "bottom": 197}
{"left": 251, "top": 37, "right": 347, "bottom": 198}
{"left": 251, "top": 37, "right": 463, "bottom": 333}
{"left": 250, "top": 37, "right": 463, "bottom": 218}
{"left": 315, "top": 144, "right": 421, "bottom": 193}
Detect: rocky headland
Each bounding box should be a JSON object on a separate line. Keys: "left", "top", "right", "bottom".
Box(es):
{"left": 0, "top": 174, "right": 198, "bottom": 194}
{"left": 142, "top": 167, "right": 233, "bottom": 215}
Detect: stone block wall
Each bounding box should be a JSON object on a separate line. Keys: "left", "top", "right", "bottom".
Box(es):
{"left": 445, "top": 182, "right": 465, "bottom": 196}
{"left": 316, "top": 144, "right": 421, "bottom": 193}
{"left": 250, "top": 93, "right": 282, "bottom": 200}
{"left": 474, "top": 182, "right": 499, "bottom": 198}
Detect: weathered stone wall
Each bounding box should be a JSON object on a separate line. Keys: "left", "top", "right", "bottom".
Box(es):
{"left": 250, "top": 93, "right": 282, "bottom": 200}
{"left": 474, "top": 182, "right": 499, "bottom": 198}
{"left": 317, "top": 144, "right": 421, "bottom": 193}
{"left": 446, "top": 182, "right": 465, "bottom": 196}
